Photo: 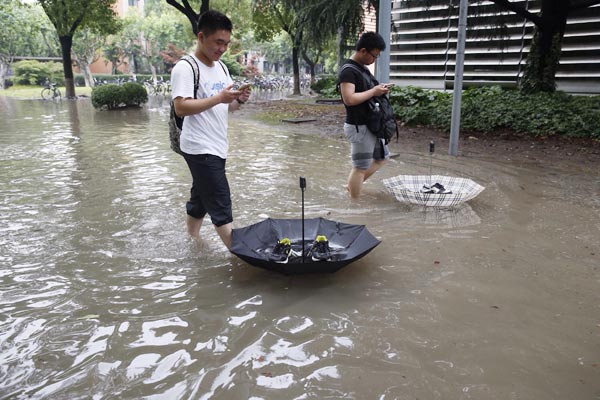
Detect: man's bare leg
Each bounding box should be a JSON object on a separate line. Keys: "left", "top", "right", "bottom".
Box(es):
{"left": 363, "top": 160, "right": 385, "bottom": 182}
{"left": 347, "top": 168, "right": 367, "bottom": 198}
{"left": 347, "top": 160, "right": 386, "bottom": 198}
{"left": 187, "top": 215, "right": 203, "bottom": 237}
{"left": 215, "top": 222, "right": 233, "bottom": 249}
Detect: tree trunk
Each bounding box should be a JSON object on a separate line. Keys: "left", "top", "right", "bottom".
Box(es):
{"left": 301, "top": 50, "right": 317, "bottom": 85}
{"left": 520, "top": 0, "right": 569, "bottom": 93}
{"left": 150, "top": 65, "right": 158, "bottom": 83}
{"left": 59, "top": 35, "right": 76, "bottom": 98}
{"left": 292, "top": 45, "right": 301, "bottom": 95}
{"left": 84, "top": 64, "right": 94, "bottom": 87}
{"left": 0, "top": 63, "right": 8, "bottom": 89}
{"left": 337, "top": 26, "right": 346, "bottom": 69}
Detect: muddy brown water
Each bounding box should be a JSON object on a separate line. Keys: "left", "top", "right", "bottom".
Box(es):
{"left": 0, "top": 96, "right": 598, "bottom": 399}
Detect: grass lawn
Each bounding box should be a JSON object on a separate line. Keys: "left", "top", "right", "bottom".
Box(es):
{"left": 1, "top": 85, "right": 93, "bottom": 99}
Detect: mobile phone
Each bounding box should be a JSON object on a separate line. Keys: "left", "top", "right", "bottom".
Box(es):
{"left": 236, "top": 83, "right": 252, "bottom": 91}
{"left": 384, "top": 83, "right": 395, "bottom": 88}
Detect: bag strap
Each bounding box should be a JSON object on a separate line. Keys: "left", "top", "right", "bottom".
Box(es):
{"left": 340, "top": 63, "right": 378, "bottom": 130}
{"left": 341, "top": 63, "right": 399, "bottom": 144}
{"left": 180, "top": 55, "right": 200, "bottom": 99}
{"left": 179, "top": 55, "right": 229, "bottom": 99}
{"left": 340, "top": 63, "right": 378, "bottom": 90}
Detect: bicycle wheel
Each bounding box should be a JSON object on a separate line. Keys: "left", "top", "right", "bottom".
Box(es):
{"left": 41, "top": 88, "right": 53, "bottom": 100}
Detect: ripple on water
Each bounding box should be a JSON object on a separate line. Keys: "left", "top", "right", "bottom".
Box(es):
{"left": 1, "top": 98, "right": 599, "bottom": 399}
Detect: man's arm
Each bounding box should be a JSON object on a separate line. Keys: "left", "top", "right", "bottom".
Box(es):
{"left": 174, "top": 84, "right": 243, "bottom": 116}
{"left": 340, "top": 82, "right": 390, "bottom": 106}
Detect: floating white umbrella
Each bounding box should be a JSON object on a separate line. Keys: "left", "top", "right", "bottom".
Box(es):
{"left": 383, "top": 141, "right": 485, "bottom": 207}
{"left": 383, "top": 174, "right": 485, "bottom": 207}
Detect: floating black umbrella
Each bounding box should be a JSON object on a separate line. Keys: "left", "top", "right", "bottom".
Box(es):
{"left": 230, "top": 178, "right": 381, "bottom": 274}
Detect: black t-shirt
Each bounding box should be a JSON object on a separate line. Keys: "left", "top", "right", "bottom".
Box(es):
{"left": 338, "top": 59, "right": 378, "bottom": 125}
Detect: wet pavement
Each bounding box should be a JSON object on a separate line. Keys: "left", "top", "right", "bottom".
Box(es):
{"left": 0, "top": 95, "right": 598, "bottom": 399}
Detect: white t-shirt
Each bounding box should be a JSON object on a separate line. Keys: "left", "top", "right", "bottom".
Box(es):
{"left": 171, "top": 55, "right": 232, "bottom": 158}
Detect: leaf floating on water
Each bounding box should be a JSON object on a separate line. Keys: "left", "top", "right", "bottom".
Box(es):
{"left": 77, "top": 314, "right": 100, "bottom": 320}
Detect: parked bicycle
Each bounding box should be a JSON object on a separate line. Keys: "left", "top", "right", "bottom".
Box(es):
{"left": 41, "top": 80, "right": 61, "bottom": 100}
{"left": 143, "top": 77, "right": 171, "bottom": 96}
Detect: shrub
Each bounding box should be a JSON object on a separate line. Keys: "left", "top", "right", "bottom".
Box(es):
{"left": 314, "top": 77, "right": 600, "bottom": 138}
{"left": 92, "top": 84, "right": 124, "bottom": 109}
{"left": 91, "top": 83, "right": 148, "bottom": 110}
{"left": 12, "top": 60, "right": 63, "bottom": 86}
{"left": 311, "top": 75, "right": 337, "bottom": 93}
{"left": 122, "top": 82, "right": 148, "bottom": 106}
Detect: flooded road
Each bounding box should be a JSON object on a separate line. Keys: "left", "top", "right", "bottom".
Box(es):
{"left": 0, "top": 96, "right": 598, "bottom": 399}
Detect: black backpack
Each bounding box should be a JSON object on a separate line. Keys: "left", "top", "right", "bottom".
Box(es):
{"left": 339, "top": 63, "right": 399, "bottom": 144}
{"left": 168, "top": 55, "right": 199, "bottom": 155}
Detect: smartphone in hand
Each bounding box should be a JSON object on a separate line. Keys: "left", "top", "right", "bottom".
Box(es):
{"left": 235, "top": 83, "right": 252, "bottom": 91}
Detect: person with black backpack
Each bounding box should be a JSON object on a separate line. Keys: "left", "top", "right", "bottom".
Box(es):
{"left": 338, "top": 32, "right": 395, "bottom": 198}
{"left": 171, "top": 10, "right": 250, "bottom": 249}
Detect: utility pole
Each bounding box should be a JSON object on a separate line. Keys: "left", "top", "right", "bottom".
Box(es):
{"left": 376, "top": 0, "right": 391, "bottom": 83}
{"left": 449, "top": 0, "right": 469, "bottom": 156}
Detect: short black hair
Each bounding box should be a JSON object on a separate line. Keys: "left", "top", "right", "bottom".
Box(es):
{"left": 197, "top": 10, "right": 233, "bottom": 36}
{"left": 355, "top": 31, "right": 386, "bottom": 52}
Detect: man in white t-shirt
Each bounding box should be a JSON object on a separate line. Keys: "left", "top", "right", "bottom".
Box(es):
{"left": 171, "top": 10, "right": 250, "bottom": 249}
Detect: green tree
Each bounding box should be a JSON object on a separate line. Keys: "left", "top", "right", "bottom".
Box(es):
{"left": 480, "top": 0, "right": 600, "bottom": 93}
{"left": 72, "top": 28, "right": 107, "bottom": 87}
{"left": 107, "top": 6, "right": 192, "bottom": 79}
{"left": 0, "top": 1, "right": 35, "bottom": 88}
{"left": 304, "top": 0, "right": 371, "bottom": 68}
{"left": 252, "top": 0, "right": 312, "bottom": 95}
{"left": 138, "top": 9, "right": 192, "bottom": 78}
{"left": 165, "top": 0, "right": 210, "bottom": 34}
{"left": 38, "top": 0, "right": 122, "bottom": 98}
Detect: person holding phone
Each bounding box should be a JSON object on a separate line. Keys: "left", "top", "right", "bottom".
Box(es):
{"left": 171, "top": 10, "right": 250, "bottom": 249}
{"left": 338, "top": 31, "right": 391, "bottom": 198}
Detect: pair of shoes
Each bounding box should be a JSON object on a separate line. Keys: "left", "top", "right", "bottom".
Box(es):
{"left": 269, "top": 235, "right": 333, "bottom": 263}
{"left": 310, "top": 235, "right": 331, "bottom": 261}
{"left": 420, "top": 182, "right": 452, "bottom": 194}
{"left": 269, "top": 238, "right": 292, "bottom": 263}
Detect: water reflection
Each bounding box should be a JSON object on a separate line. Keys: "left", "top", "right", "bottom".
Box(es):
{"left": 0, "top": 97, "right": 598, "bottom": 399}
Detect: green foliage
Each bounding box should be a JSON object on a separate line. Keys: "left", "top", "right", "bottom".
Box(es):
{"left": 12, "top": 60, "right": 63, "bottom": 85}
{"left": 457, "top": 87, "right": 600, "bottom": 138}
{"left": 520, "top": 30, "right": 562, "bottom": 94}
{"left": 310, "top": 75, "right": 337, "bottom": 92}
{"left": 315, "top": 79, "right": 600, "bottom": 138}
{"left": 220, "top": 52, "right": 243, "bottom": 76}
{"left": 91, "top": 84, "right": 124, "bottom": 109}
{"left": 121, "top": 82, "right": 148, "bottom": 106}
{"left": 91, "top": 83, "right": 148, "bottom": 110}
{"left": 389, "top": 86, "right": 452, "bottom": 128}
{"left": 39, "top": 0, "right": 121, "bottom": 37}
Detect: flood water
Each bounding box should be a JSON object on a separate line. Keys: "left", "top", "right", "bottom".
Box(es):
{"left": 1, "top": 95, "right": 598, "bottom": 399}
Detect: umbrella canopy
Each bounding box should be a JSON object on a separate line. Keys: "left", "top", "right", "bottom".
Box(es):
{"left": 383, "top": 174, "right": 485, "bottom": 207}
{"left": 231, "top": 217, "right": 380, "bottom": 274}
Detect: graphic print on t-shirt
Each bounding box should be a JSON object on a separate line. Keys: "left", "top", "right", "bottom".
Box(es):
{"left": 200, "top": 80, "right": 227, "bottom": 98}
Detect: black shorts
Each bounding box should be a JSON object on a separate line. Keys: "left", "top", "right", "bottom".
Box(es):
{"left": 183, "top": 153, "right": 233, "bottom": 227}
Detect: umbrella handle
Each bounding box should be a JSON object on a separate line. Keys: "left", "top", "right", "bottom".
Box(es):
{"left": 429, "top": 140, "right": 435, "bottom": 186}
{"left": 299, "top": 177, "right": 306, "bottom": 262}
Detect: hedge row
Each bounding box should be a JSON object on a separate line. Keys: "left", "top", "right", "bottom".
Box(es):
{"left": 316, "top": 81, "right": 600, "bottom": 139}
{"left": 91, "top": 83, "right": 148, "bottom": 110}
{"left": 388, "top": 85, "right": 600, "bottom": 138}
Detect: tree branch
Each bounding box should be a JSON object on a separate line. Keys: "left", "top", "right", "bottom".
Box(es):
{"left": 165, "top": 0, "right": 189, "bottom": 15}
{"left": 480, "top": 0, "right": 542, "bottom": 26}
{"left": 69, "top": 1, "right": 89, "bottom": 36}
{"left": 570, "top": 0, "right": 600, "bottom": 11}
